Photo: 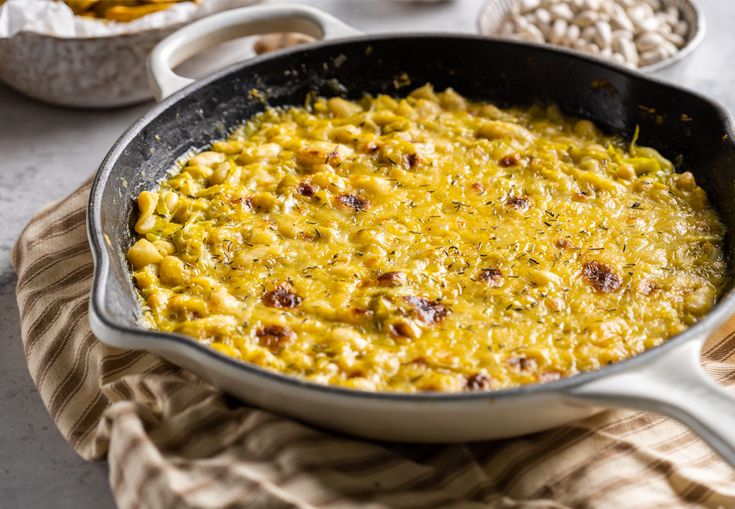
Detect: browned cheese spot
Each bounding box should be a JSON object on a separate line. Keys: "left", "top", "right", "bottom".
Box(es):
{"left": 556, "top": 238, "right": 574, "bottom": 249}
{"left": 390, "top": 321, "right": 414, "bottom": 339}
{"left": 506, "top": 195, "right": 530, "bottom": 211}
{"left": 478, "top": 268, "right": 503, "bottom": 287}
{"left": 256, "top": 325, "right": 295, "bottom": 351}
{"left": 465, "top": 373, "right": 491, "bottom": 391}
{"left": 230, "top": 197, "right": 253, "bottom": 209}
{"left": 377, "top": 271, "right": 407, "bottom": 287}
{"left": 326, "top": 151, "right": 339, "bottom": 165}
{"left": 508, "top": 356, "right": 537, "bottom": 372}
{"left": 336, "top": 194, "right": 369, "bottom": 212}
{"left": 365, "top": 142, "right": 380, "bottom": 154}
{"left": 405, "top": 153, "right": 419, "bottom": 169}
{"left": 402, "top": 295, "right": 449, "bottom": 324}
{"left": 582, "top": 260, "right": 622, "bottom": 293}
{"left": 499, "top": 154, "right": 520, "bottom": 167}
{"left": 639, "top": 279, "right": 658, "bottom": 296}
{"left": 262, "top": 284, "right": 303, "bottom": 308}
{"left": 349, "top": 307, "right": 375, "bottom": 323}
{"left": 471, "top": 182, "right": 485, "bottom": 194}
{"left": 297, "top": 182, "right": 316, "bottom": 197}
{"left": 302, "top": 231, "right": 319, "bottom": 242}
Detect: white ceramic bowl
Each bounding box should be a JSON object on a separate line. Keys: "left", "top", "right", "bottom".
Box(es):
{"left": 0, "top": 0, "right": 258, "bottom": 108}
{"left": 0, "top": 25, "right": 183, "bottom": 108}
{"left": 477, "top": 0, "right": 705, "bottom": 73}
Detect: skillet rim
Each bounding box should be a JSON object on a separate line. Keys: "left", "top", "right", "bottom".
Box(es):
{"left": 88, "top": 33, "right": 735, "bottom": 402}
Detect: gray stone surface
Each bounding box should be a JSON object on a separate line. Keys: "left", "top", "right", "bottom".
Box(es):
{"left": 0, "top": 0, "right": 732, "bottom": 507}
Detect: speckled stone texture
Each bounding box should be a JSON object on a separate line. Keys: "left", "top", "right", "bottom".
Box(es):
{"left": 0, "top": 0, "right": 732, "bottom": 507}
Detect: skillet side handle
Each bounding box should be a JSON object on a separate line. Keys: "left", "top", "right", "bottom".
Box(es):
{"left": 567, "top": 338, "right": 735, "bottom": 468}
{"left": 148, "top": 4, "right": 361, "bottom": 101}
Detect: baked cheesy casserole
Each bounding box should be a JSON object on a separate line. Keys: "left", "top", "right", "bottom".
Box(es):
{"left": 128, "top": 84, "right": 726, "bottom": 392}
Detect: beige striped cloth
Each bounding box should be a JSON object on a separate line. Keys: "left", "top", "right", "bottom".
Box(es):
{"left": 12, "top": 180, "right": 735, "bottom": 509}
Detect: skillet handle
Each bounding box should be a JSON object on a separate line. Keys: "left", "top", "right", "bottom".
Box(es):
{"left": 148, "top": 4, "right": 361, "bottom": 101}
{"left": 566, "top": 337, "right": 735, "bottom": 468}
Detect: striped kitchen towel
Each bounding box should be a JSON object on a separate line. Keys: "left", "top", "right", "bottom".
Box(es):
{"left": 12, "top": 180, "right": 735, "bottom": 509}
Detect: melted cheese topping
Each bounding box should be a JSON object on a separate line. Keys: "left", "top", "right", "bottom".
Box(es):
{"left": 128, "top": 84, "right": 727, "bottom": 392}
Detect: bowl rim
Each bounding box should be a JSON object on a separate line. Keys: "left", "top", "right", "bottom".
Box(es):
{"left": 475, "top": 0, "right": 707, "bottom": 74}
{"left": 89, "top": 32, "right": 735, "bottom": 404}
{"left": 4, "top": 21, "right": 183, "bottom": 42}
{"left": 0, "top": 0, "right": 257, "bottom": 42}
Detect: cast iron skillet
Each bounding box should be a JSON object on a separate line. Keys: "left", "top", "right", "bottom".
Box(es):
{"left": 88, "top": 5, "right": 735, "bottom": 466}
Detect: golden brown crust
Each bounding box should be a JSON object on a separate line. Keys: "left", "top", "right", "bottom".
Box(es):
{"left": 262, "top": 285, "right": 302, "bottom": 309}
{"left": 582, "top": 261, "right": 622, "bottom": 293}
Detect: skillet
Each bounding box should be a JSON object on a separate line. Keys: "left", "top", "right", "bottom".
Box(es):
{"left": 87, "top": 4, "right": 735, "bottom": 466}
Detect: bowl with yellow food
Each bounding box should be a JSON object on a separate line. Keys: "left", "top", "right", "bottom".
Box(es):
{"left": 89, "top": 5, "right": 735, "bottom": 466}
{"left": 0, "top": 0, "right": 253, "bottom": 107}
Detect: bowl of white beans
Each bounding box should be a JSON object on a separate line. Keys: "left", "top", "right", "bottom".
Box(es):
{"left": 477, "top": 0, "right": 704, "bottom": 72}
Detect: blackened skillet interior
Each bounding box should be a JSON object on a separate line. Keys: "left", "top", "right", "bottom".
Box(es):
{"left": 89, "top": 35, "right": 735, "bottom": 401}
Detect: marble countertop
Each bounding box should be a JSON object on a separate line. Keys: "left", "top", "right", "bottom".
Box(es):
{"left": 0, "top": 0, "right": 732, "bottom": 506}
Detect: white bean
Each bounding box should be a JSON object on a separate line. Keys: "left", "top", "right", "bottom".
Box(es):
{"left": 520, "top": 0, "right": 542, "bottom": 14}
{"left": 574, "top": 10, "right": 598, "bottom": 27}
{"left": 642, "top": 0, "right": 661, "bottom": 9}
{"left": 550, "top": 18, "right": 568, "bottom": 43}
{"left": 618, "top": 37, "right": 639, "bottom": 65}
{"left": 539, "top": 23, "right": 553, "bottom": 39}
{"left": 638, "top": 3, "right": 654, "bottom": 19}
{"left": 593, "top": 20, "right": 612, "bottom": 48}
{"left": 612, "top": 29, "right": 633, "bottom": 42}
{"left": 665, "top": 6, "right": 679, "bottom": 20}
{"left": 627, "top": 4, "right": 650, "bottom": 26}
{"left": 500, "top": 20, "right": 515, "bottom": 35}
{"left": 515, "top": 16, "right": 530, "bottom": 29}
{"left": 660, "top": 40, "right": 678, "bottom": 57}
{"left": 640, "top": 46, "right": 667, "bottom": 65}
{"left": 535, "top": 8, "right": 552, "bottom": 25}
{"left": 658, "top": 20, "right": 672, "bottom": 34}
{"left": 565, "top": 23, "right": 581, "bottom": 44}
{"left": 581, "top": 25, "right": 597, "bottom": 41}
{"left": 674, "top": 20, "right": 689, "bottom": 37}
{"left": 637, "top": 15, "right": 660, "bottom": 33}
{"left": 572, "top": 0, "right": 586, "bottom": 11}
{"left": 550, "top": 3, "right": 575, "bottom": 21}
{"left": 636, "top": 31, "right": 663, "bottom": 52}
{"left": 520, "top": 31, "right": 545, "bottom": 43}
{"left": 600, "top": 0, "right": 615, "bottom": 17}
{"left": 521, "top": 24, "right": 546, "bottom": 42}
{"left": 665, "top": 32, "right": 685, "bottom": 48}
{"left": 611, "top": 11, "right": 634, "bottom": 31}
{"left": 663, "top": 12, "right": 679, "bottom": 26}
